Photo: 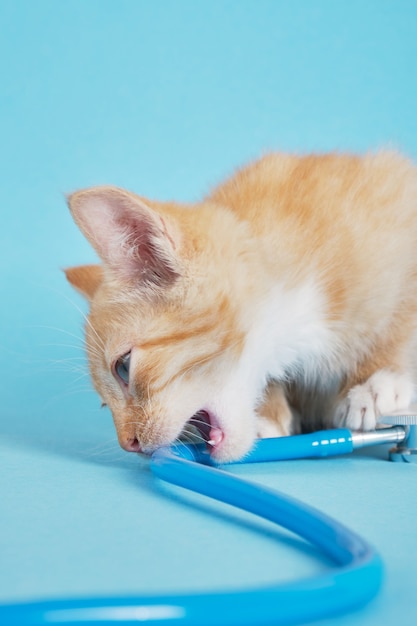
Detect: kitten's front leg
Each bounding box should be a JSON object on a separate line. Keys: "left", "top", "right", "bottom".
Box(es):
{"left": 334, "top": 369, "right": 414, "bottom": 430}
{"left": 255, "top": 381, "right": 301, "bottom": 438}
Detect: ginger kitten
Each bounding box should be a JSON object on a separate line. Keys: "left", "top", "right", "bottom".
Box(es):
{"left": 65, "top": 151, "right": 417, "bottom": 462}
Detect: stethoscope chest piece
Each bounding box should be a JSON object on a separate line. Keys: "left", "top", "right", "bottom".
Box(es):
{"left": 380, "top": 414, "right": 417, "bottom": 463}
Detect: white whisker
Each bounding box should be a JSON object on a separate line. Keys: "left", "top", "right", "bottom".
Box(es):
{"left": 57, "top": 291, "right": 106, "bottom": 352}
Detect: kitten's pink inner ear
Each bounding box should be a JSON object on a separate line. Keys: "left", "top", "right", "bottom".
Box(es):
{"left": 64, "top": 264, "right": 103, "bottom": 300}
{"left": 67, "top": 187, "right": 180, "bottom": 286}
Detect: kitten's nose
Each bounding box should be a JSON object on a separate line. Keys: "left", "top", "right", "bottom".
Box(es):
{"left": 120, "top": 437, "right": 142, "bottom": 453}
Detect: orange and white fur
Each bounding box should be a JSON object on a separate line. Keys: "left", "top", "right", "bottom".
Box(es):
{"left": 65, "top": 151, "right": 417, "bottom": 462}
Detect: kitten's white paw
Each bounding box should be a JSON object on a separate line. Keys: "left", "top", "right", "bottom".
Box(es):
{"left": 334, "top": 369, "right": 414, "bottom": 431}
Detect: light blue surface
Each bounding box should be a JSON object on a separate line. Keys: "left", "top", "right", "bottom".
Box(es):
{"left": 1, "top": 1, "right": 417, "bottom": 625}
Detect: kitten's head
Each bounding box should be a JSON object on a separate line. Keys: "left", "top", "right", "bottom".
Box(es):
{"left": 65, "top": 186, "right": 260, "bottom": 461}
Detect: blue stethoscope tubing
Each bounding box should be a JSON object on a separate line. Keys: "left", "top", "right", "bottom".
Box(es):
{"left": 1, "top": 431, "right": 383, "bottom": 626}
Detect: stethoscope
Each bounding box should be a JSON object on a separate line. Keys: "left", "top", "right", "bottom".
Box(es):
{"left": 2, "top": 415, "right": 416, "bottom": 626}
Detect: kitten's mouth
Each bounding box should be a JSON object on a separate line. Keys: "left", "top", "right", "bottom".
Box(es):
{"left": 186, "top": 410, "right": 224, "bottom": 452}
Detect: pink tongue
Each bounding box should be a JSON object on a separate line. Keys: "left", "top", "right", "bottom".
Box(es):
{"left": 208, "top": 427, "right": 224, "bottom": 447}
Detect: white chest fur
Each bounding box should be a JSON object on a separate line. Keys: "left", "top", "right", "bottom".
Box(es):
{"left": 241, "top": 279, "right": 336, "bottom": 387}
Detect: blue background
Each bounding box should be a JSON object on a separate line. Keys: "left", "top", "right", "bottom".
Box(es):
{"left": 1, "top": 1, "right": 417, "bottom": 624}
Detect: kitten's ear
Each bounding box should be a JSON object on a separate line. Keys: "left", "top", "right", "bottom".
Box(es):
{"left": 67, "top": 187, "right": 180, "bottom": 287}
{"left": 64, "top": 264, "right": 103, "bottom": 300}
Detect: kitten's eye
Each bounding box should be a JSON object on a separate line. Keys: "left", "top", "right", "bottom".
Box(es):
{"left": 112, "top": 352, "right": 131, "bottom": 387}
